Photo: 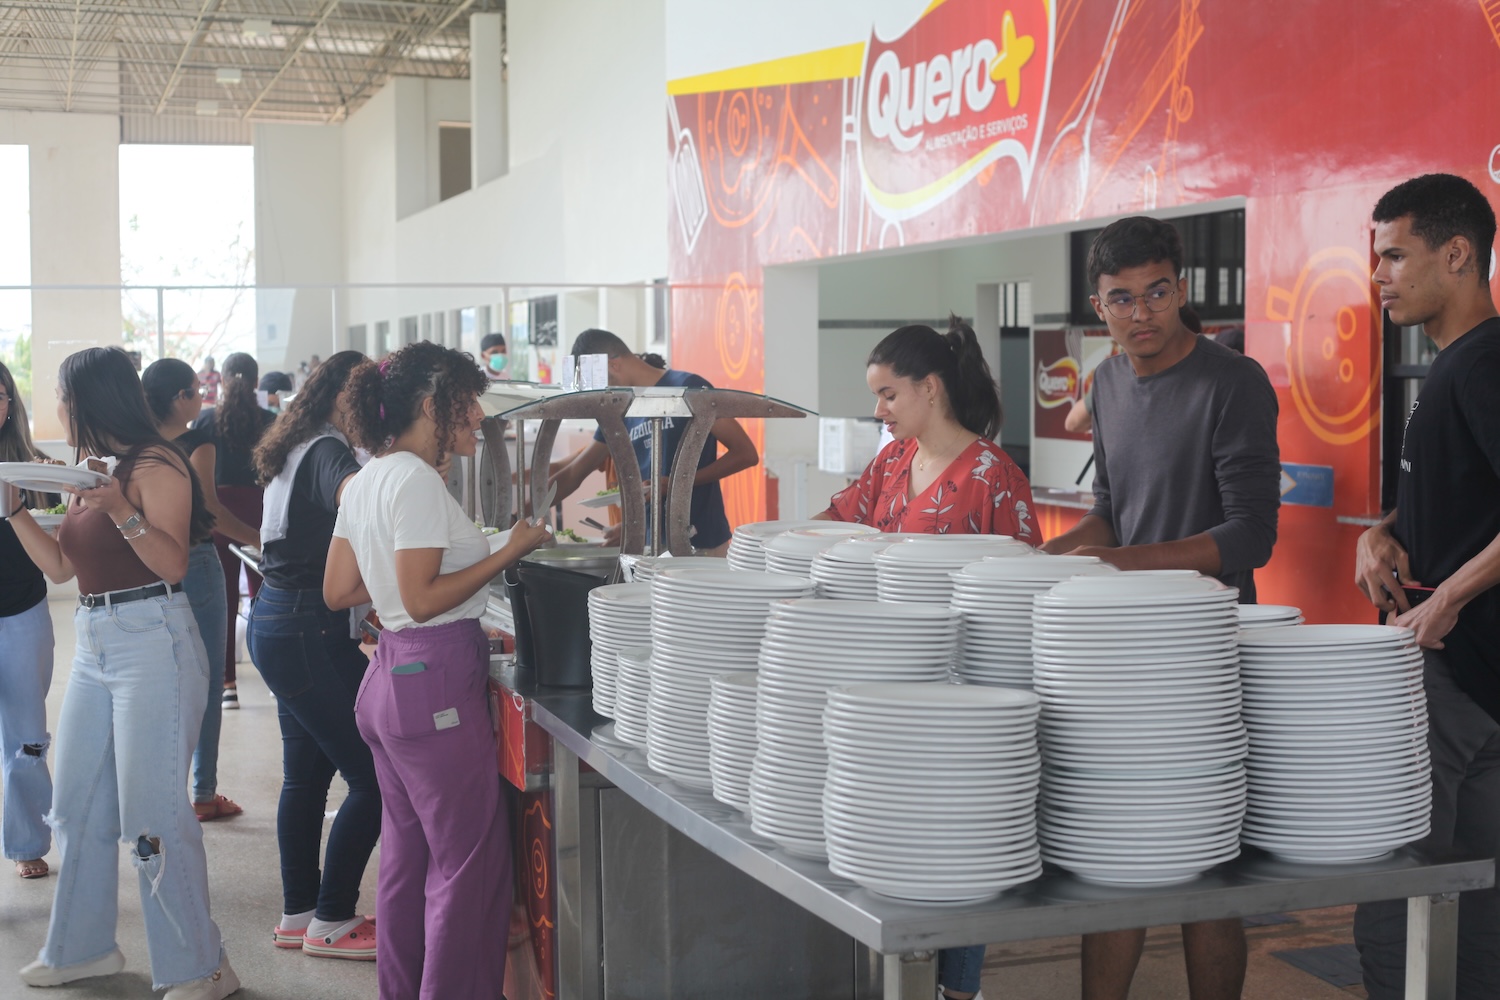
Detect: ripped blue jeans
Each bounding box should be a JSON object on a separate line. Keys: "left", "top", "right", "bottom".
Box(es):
{"left": 0, "top": 597, "right": 54, "bottom": 861}
{"left": 38, "top": 591, "right": 224, "bottom": 990}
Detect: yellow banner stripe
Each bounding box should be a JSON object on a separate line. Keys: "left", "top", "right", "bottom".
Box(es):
{"left": 667, "top": 42, "right": 866, "bottom": 96}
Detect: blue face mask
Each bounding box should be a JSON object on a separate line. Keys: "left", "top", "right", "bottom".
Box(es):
{"left": 488, "top": 353, "right": 509, "bottom": 373}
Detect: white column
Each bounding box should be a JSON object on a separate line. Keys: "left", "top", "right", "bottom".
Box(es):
{"left": 21, "top": 113, "right": 122, "bottom": 441}
{"left": 470, "top": 11, "right": 509, "bottom": 187}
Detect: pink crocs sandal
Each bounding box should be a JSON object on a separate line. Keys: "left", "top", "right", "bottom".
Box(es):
{"left": 302, "top": 917, "right": 377, "bottom": 961}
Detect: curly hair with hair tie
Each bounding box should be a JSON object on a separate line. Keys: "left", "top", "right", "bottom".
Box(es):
{"left": 253, "top": 350, "right": 369, "bottom": 485}
{"left": 343, "top": 341, "right": 487, "bottom": 461}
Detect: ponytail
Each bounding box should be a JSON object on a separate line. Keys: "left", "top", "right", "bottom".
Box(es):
{"left": 217, "top": 352, "right": 264, "bottom": 454}
{"left": 342, "top": 340, "right": 488, "bottom": 461}
{"left": 941, "top": 316, "right": 1003, "bottom": 440}
{"left": 867, "top": 315, "right": 1002, "bottom": 440}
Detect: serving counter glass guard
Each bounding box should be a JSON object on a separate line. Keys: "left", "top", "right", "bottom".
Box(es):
{"left": 479, "top": 383, "right": 813, "bottom": 556}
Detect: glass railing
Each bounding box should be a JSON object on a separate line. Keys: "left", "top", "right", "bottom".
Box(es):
{"left": 0, "top": 280, "right": 678, "bottom": 440}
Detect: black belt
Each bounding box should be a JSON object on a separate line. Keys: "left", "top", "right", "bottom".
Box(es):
{"left": 78, "top": 581, "right": 182, "bottom": 609}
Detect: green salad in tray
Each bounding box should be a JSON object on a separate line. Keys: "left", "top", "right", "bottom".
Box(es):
{"left": 555, "top": 527, "right": 589, "bottom": 544}
{"left": 596, "top": 486, "right": 620, "bottom": 497}
{"left": 46, "top": 502, "right": 67, "bottom": 515}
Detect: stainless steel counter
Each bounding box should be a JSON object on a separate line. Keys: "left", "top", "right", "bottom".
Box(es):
{"left": 533, "top": 692, "right": 1493, "bottom": 1000}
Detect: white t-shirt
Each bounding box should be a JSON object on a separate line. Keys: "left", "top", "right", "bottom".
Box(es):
{"left": 333, "top": 450, "right": 490, "bottom": 631}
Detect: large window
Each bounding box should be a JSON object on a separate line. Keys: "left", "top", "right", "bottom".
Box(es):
{"left": 1069, "top": 208, "right": 1245, "bottom": 325}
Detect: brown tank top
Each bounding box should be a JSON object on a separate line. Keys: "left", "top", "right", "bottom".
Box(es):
{"left": 57, "top": 450, "right": 163, "bottom": 596}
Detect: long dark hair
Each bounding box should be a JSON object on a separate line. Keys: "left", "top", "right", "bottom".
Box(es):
{"left": 58, "top": 348, "right": 213, "bottom": 539}
{"left": 0, "top": 360, "right": 55, "bottom": 509}
{"left": 344, "top": 340, "right": 487, "bottom": 462}
{"left": 141, "top": 357, "right": 196, "bottom": 422}
{"left": 254, "top": 350, "right": 367, "bottom": 484}
{"left": 216, "top": 352, "right": 264, "bottom": 455}
{"left": 867, "top": 316, "right": 1002, "bottom": 439}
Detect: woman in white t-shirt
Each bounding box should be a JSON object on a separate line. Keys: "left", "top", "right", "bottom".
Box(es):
{"left": 323, "top": 342, "right": 549, "bottom": 1000}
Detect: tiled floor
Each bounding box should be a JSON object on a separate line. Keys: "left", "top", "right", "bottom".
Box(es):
{"left": 0, "top": 588, "right": 1378, "bottom": 999}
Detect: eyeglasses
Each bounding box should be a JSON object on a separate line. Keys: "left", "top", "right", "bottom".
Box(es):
{"left": 1100, "top": 285, "right": 1177, "bottom": 319}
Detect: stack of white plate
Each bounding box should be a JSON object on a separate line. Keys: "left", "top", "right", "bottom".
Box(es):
{"left": 762, "top": 524, "right": 878, "bottom": 577}
{"left": 807, "top": 538, "right": 896, "bottom": 600}
{"left": 613, "top": 646, "right": 652, "bottom": 746}
{"left": 646, "top": 568, "right": 814, "bottom": 788}
{"left": 1238, "top": 624, "right": 1431, "bottom": 862}
{"left": 622, "top": 555, "right": 729, "bottom": 583}
{"left": 749, "top": 600, "right": 956, "bottom": 858}
{"left": 586, "top": 582, "right": 653, "bottom": 717}
{"left": 727, "top": 520, "right": 833, "bottom": 571}
{"left": 1237, "top": 604, "right": 1305, "bottom": 630}
{"left": 823, "top": 682, "right": 1043, "bottom": 903}
{"left": 950, "top": 556, "right": 1118, "bottom": 688}
{"left": 1041, "top": 763, "right": 1249, "bottom": 884}
{"left": 808, "top": 532, "right": 961, "bottom": 600}
{"left": 707, "top": 672, "right": 759, "bottom": 811}
{"left": 874, "top": 537, "right": 1033, "bottom": 605}
{"left": 1033, "top": 572, "right": 1248, "bottom": 884}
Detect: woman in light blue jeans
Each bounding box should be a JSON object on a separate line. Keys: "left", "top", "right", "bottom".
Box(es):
{"left": 0, "top": 601, "right": 54, "bottom": 875}
{"left": 0, "top": 359, "right": 57, "bottom": 880}
{"left": 7, "top": 347, "right": 238, "bottom": 999}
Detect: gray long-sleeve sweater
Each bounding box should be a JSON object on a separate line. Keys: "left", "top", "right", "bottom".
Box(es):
{"left": 1088, "top": 335, "right": 1281, "bottom": 601}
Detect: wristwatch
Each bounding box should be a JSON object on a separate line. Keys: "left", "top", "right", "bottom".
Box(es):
{"left": 115, "top": 511, "right": 144, "bottom": 534}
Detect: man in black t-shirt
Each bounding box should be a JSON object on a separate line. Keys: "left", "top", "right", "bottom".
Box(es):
{"left": 1353, "top": 173, "right": 1500, "bottom": 1000}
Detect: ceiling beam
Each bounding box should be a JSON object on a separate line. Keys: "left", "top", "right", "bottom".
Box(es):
{"left": 155, "top": 0, "right": 221, "bottom": 114}
{"left": 242, "top": 0, "right": 343, "bottom": 120}
{"left": 329, "top": 0, "right": 473, "bottom": 121}
{"left": 62, "top": 0, "right": 83, "bottom": 111}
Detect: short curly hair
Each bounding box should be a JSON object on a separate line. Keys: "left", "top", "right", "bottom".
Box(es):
{"left": 344, "top": 342, "right": 487, "bottom": 460}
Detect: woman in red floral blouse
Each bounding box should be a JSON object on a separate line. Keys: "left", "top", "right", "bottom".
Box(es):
{"left": 818, "top": 316, "right": 1035, "bottom": 998}
{"left": 818, "top": 317, "right": 1037, "bottom": 543}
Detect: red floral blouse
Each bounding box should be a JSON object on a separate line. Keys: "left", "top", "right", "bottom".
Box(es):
{"left": 824, "top": 438, "right": 1037, "bottom": 541}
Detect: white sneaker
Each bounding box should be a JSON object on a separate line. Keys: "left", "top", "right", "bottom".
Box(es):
{"left": 19, "top": 947, "right": 125, "bottom": 986}
{"left": 162, "top": 957, "right": 240, "bottom": 1000}
{"left": 937, "top": 991, "right": 985, "bottom": 1000}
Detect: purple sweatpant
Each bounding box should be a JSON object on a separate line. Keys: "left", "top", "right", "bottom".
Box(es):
{"left": 356, "top": 618, "right": 511, "bottom": 1000}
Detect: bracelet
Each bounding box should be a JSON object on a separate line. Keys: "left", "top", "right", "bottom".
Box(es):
{"left": 115, "top": 510, "right": 144, "bottom": 534}
{"left": 121, "top": 520, "right": 151, "bottom": 541}
{"left": 1, "top": 501, "right": 21, "bottom": 519}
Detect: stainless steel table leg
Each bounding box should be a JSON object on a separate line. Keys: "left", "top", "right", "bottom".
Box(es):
{"left": 883, "top": 950, "right": 937, "bottom": 1000}
{"left": 1406, "top": 891, "right": 1460, "bottom": 1000}
{"left": 553, "top": 739, "right": 602, "bottom": 1000}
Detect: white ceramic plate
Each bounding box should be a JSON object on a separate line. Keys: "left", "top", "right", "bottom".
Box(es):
{"left": 0, "top": 462, "right": 111, "bottom": 492}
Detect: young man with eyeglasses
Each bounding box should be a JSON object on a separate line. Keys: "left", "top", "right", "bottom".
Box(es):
{"left": 1041, "top": 215, "right": 1280, "bottom": 1000}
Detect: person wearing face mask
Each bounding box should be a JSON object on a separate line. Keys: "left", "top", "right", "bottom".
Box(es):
{"left": 479, "top": 333, "right": 509, "bottom": 380}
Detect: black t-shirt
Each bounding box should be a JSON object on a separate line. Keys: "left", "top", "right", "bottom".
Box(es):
{"left": 169, "top": 426, "right": 217, "bottom": 545}
{"left": 260, "top": 437, "right": 362, "bottom": 590}
{"left": 175, "top": 424, "right": 214, "bottom": 460}
{"left": 194, "top": 407, "right": 275, "bottom": 488}
{"left": 0, "top": 519, "right": 46, "bottom": 618}
{"left": 1393, "top": 317, "right": 1500, "bottom": 719}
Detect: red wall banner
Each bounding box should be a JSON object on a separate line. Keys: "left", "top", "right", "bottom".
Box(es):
{"left": 667, "top": 0, "right": 1500, "bottom": 624}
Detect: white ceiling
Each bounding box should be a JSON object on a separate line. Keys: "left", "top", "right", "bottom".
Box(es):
{"left": 0, "top": 1, "right": 488, "bottom": 131}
